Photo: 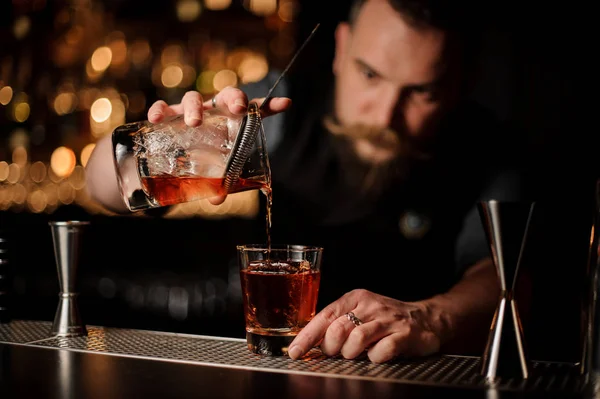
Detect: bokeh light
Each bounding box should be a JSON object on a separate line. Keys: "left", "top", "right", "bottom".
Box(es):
{"left": 50, "top": 146, "right": 77, "bottom": 178}
{"left": 91, "top": 98, "right": 112, "bottom": 122}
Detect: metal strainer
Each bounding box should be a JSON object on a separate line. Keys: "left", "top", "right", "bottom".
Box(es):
{"left": 222, "top": 102, "right": 262, "bottom": 191}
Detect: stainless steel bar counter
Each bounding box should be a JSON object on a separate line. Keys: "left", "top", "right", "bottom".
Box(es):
{"left": 0, "top": 320, "right": 595, "bottom": 398}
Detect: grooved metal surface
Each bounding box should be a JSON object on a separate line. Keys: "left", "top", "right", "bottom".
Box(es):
{"left": 0, "top": 319, "right": 53, "bottom": 343}
{"left": 0, "top": 320, "right": 589, "bottom": 394}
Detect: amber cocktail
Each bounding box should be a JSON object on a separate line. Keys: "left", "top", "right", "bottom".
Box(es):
{"left": 237, "top": 244, "right": 323, "bottom": 356}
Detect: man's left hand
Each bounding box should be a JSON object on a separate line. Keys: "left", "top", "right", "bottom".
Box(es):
{"left": 287, "top": 289, "right": 444, "bottom": 363}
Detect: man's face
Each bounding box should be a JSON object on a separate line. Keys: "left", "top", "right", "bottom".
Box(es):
{"left": 331, "top": 0, "right": 464, "bottom": 165}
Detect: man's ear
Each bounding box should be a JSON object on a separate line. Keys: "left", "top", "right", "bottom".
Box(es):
{"left": 333, "top": 22, "right": 351, "bottom": 75}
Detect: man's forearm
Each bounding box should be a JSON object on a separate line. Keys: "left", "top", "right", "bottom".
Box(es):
{"left": 85, "top": 134, "right": 130, "bottom": 214}
{"left": 422, "top": 258, "right": 500, "bottom": 354}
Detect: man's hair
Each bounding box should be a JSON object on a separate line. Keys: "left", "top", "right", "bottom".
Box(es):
{"left": 349, "top": 0, "right": 478, "bottom": 33}
{"left": 348, "top": 0, "right": 483, "bottom": 67}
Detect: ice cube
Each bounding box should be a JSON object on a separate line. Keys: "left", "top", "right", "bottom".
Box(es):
{"left": 132, "top": 112, "right": 240, "bottom": 177}
{"left": 187, "top": 149, "right": 226, "bottom": 177}
{"left": 298, "top": 260, "right": 311, "bottom": 272}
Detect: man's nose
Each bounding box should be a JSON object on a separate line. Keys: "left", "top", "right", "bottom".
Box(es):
{"left": 372, "top": 90, "right": 401, "bottom": 128}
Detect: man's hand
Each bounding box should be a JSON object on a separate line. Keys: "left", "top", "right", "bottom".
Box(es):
{"left": 145, "top": 87, "right": 291, "bottom": 205}
{"left": 147, "top": 86, "right": 291, "bottom": 126}
{"left": 287, "top": 289, "right": 444, "bottom": 363}
{"left": 287, "top": 258, "right": 500, "bottom": 363}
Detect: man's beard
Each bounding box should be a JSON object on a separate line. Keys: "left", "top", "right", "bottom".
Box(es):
{"left": 323, "top": 115, "right": 433, "bottom": 200}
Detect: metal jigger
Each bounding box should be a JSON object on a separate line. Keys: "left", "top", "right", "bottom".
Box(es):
{"left": 49, "top": 221, "right": 89, "bottom": 337}
{"left": 478, "top": 200, "right": 535, "bottom": 381}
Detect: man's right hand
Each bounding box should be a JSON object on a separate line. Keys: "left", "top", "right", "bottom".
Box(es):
{"left": 147, "top": 86, "right": 291, "bottom": 127}
{"left": 146, "top": 87, "right": 291, "bottom": 205}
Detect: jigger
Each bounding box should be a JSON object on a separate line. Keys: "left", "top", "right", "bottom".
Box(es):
{"left": 478, "top": 200, "right": 535, "bottom": 381}
{"left": 49, "top": 221, "right": 89, "bottom": 337}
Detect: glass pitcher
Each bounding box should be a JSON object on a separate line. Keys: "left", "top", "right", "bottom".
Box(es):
{"left": 112, "top": 103, "right": 270, "bottom": 211}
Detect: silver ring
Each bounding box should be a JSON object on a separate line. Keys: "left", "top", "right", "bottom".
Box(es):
{"left": 345, "top": 312, "right": 362, "bottom": 326}
{"left": 211, "top": 96, "right": 217, "bottom": 108}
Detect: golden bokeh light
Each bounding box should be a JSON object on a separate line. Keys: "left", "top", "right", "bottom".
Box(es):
{"left": 161, "top": 65, "right": 184, "bottom": 88}
{"left": 111, "top": 97, "right": 126, "bottom": 121}
{"left": 29, "top": 161, "right": 47, "bottom": 183}
{"left": 205, "top": 0, "right": 231, "bottom": 10}
{"left": 91, "top": 98, "right": 112, "bottom": 122}
{"left": 9, "top": 128, "right": 29, "bottom": 150}
{"left": 278, "top": 0, "right": 297, "bottom": 22}
{"left": 27, "top": 190, "right": 47, "bottom": 213}
{"left": 53, "top": 92, "right": 78, "bottom": 115}
{"left": 12, "top": 146, "right": 28, "bottom": 167}
{"left": 47, "top": 165, "right": 63, "bottom": 183}
{"left": 7, "top": 163, "right": 21, "bottom": 184}
{"left": 0, "top": 162, "right": 9, "bottom": 181}
{"left": 42, "top": 182, "right": 59, "bottom": 206}
{"left": 176, "top": 0, "right": 202, "bottom": 22}
{"left": 90, "top": 119, "right": 112, "bottom": 138}
{"left": 80, "top": 143, "right": 96, "bottom": 167}
{"left": 58, "top": 181, "right": 75, "bottom": 204}
{"left": 226, "top": 48, "right": 252, "bottom": 71}
{"left": 91, "top": 46, "right": 113, "bottom": 72}
{"left": 50, "top": 146, "right": 77, "bottom": 178}
{"left": 0, "top": 86, "right": 13, "bottom": 105}
{"left": 196, "top": 70, "right": 217, "bottom": 94}
{"left": 12, "top": 184, "right": 27, "bottom": 204}
{"left": 109, "top": 39, "right": 128, "bottom": 66}
{"left": 86, "top": 59, "right": 103, "bottom": 82}
{"left": 68, "top": 165, "right": 86, "bottom": 190}
{"left": 212, "top": 69, "right": 238, "bottom": 91}
{"left": 14, "top": 102, "right": 30, "bottom": 122}
{"left": 181, "top": 65, "right": 197, "bottom": 87}
{"left": 13, "top": 15, "right": 31, "bottom": 40}
{"left": 90, "top": 92, "right": 125, "bottom": 138}
{"left": 238, "top": 54, "right": 268, "bottom": 84}
{"left": 245, "top": 0, "right": 277, "bottom": 16}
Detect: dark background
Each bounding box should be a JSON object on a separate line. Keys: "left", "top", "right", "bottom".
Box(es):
{"left": 1, "top": 0, "right": 599, "bottom": 364}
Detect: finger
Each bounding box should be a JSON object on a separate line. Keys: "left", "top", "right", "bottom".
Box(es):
{"left": 288, "top": 293, "right": 359, "bottom": 360}
{"left": 181, "top": 91, "right": 205, "bottom": 127}
{"left": 203, "top": 97, "right": 215, "bottom": 110}
{"left": 366, "top": 326, "right": 440, "bottom": 363}
{"left": 340, "top": 319, "right": 387, "bottom": 360}
{"left": 147, "top": 100, "right": 181, "bottom": 123}
{"left": 319, "top": 314, "right": 357, "bottom": 356}
{"left": 366, "top": 331, "right": 411, "bottom": 364}
{"left": 251, "top": 97, "right": 292, "bottom": 118}
{"left": 287, "top": 306, "right": 339, "bottom": 360}
{"left": 208, "top": 195, "right": 227, "bottom": 205}
{"left": 216, "top": 86, "right": 249, "bottom": 115}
